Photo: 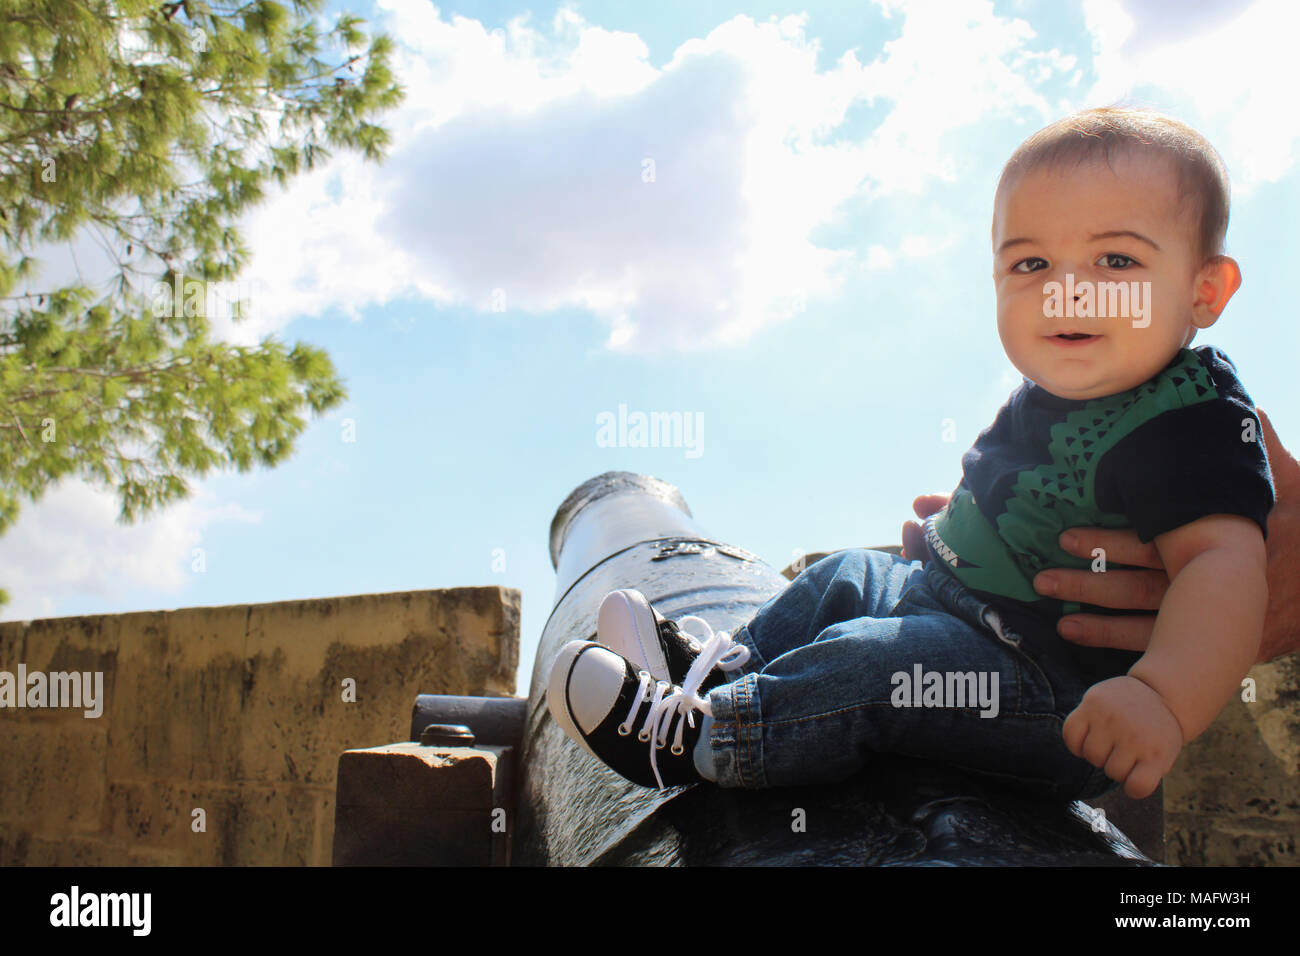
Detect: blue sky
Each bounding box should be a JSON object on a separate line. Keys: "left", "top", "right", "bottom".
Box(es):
{"left": 4, "top": 0, "right": 1298, "bottom": 698}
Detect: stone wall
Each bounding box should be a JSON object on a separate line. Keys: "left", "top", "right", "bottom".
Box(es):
{"left": 0, "top": 586, "right": 520, "bottom": 866}
{"left": 1165, "top": 654, "right": 1300, "bottom": 865}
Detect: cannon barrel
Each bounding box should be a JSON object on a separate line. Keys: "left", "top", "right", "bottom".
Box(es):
{"left": 514, "top": 471, "right": 1158, "bottom": 866}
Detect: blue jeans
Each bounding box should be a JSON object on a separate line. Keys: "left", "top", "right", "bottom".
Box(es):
{"left": 702, "top": 548, "right": 1119, "bottom": 801}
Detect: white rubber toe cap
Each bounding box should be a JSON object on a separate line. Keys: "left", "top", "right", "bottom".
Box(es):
{"left": 547, "top": 641, "right": 640, "bottom": 760}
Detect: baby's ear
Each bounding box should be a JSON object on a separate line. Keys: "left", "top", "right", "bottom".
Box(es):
{"left": 1193, "top": 256, "right": 1241, "bottom": 325}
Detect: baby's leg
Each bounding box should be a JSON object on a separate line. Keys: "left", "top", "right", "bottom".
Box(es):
{"left": 703, "top": 566, "right": 1106, "bottom": 800}
{"left": 733, "top": 548, "right": 925, "bottom": 671}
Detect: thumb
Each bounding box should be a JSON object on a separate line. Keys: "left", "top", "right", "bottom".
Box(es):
{"left": 912, "top": 493, "right": 951, "bottom": 520}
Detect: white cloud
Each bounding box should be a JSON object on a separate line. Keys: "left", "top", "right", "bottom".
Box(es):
{"left": 222, "top": 0, "right": 1073, "bottom": 352}
{"left": 864, "top": 231, "right": 960, "bottom": 271}
{"left": 0, "top": 480, "right": 261, "bottom": 622}
{"left": 1082, "top": 0, "right": 1300, "bottom": 193}
{"left": 852, "top": 1, "right": 1070, "bottom": 197}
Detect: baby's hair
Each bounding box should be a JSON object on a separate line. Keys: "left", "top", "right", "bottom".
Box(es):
{"left": 994, "top": 106, "right": 1231, "bottom": 267}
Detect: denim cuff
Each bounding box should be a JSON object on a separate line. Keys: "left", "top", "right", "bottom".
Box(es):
{"left": 706, "top": 672, "right": 765, "bottom": 789}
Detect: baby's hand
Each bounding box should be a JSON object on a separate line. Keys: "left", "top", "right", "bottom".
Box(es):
{"left": 1061, "top": 676, "right": 1183, "bottom": 800}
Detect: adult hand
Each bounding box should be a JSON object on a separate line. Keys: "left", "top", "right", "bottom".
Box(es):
{"left": 901, "top": 493, "right": 950, "bottom": 562}
{"left": 1037, "top": 406, "right": 1300, "bottom": 664}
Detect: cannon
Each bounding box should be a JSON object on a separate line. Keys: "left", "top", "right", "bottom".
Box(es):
{"left": 336, "top": 470, "right": 1161, "bottom": 866}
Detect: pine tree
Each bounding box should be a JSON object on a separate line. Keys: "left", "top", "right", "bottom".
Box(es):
{"left": 0, "top": 0, "right": 404, "bottom": 607}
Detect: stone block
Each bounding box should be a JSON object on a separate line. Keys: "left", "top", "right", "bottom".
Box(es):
{"left": 333, "top": 743, "right": 514, "bottom": 866}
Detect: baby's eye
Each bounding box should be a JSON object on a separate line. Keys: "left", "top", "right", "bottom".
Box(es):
{"left": 1097, "top": 253, "right": 1137, "bottom": 269}
{"left": 1011, "top": 257, "right": 1047, "bottom": 273}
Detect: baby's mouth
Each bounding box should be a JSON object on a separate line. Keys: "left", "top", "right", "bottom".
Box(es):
{"left": 1045, "top": 331, "right": 1102, "bottom": 348}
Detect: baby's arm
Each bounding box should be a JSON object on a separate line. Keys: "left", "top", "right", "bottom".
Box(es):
{"left": 1062, "top": 513, "right": 1267, "bottom": 799}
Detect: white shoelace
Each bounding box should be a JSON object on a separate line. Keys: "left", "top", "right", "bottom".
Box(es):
{"left": 617, "top": 625, "right": 750, "bottom": 789}
{"left": 675, "top": 616, "right": 751, "bottom": 674}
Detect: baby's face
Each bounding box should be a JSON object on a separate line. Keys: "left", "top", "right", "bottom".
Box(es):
{"left": 991, "top": 152, "right": 1207, "bottom": 400}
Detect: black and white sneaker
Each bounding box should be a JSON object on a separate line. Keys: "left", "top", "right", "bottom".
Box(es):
{"left": 547, "top": 638, "right": 731, "bottom": 790}
{"left": 596, "top": 589, "right": 750, "bottom": 693}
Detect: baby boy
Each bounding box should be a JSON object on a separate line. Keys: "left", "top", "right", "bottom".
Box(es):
{"left": 547, "top": 107, "right": 1275, "bottom": 803}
